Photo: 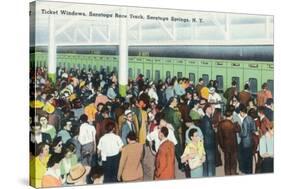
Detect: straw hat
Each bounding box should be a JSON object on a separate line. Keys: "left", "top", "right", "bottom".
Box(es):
{"left": 66, "top": 164, "right": 91, "bottom": 184}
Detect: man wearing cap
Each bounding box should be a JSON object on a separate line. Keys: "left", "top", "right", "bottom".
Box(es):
{"left": 120, "top": 110, "right": 136, "bottom": 145}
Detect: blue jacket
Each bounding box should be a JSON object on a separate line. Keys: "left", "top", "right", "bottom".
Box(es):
{"left": 121, "top": 121, "right": 136, "bottom": 145}
{"left": 240, "top": 116, "right": 256, "bottom": 148}
{"left": 200, "top": 115, "right": 216, "bottom": 150}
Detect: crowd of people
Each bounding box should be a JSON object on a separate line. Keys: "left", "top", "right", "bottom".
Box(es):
{"left": 30, "top": 65, "right": 274, "bottom": 187}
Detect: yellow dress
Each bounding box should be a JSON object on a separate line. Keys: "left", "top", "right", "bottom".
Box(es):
{"left": 30, "top": 155, "right": 50, "bottom": 188}
{"left": 183, "top": 140, "right": 205, "bottom": 159}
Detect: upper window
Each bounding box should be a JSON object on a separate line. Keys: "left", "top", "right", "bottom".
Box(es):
{"left": 177, "top": 72, "right": 183, "bottom": 79}
{"left": 232, "top": 77, "right": 240, "bottom": 92}
{"left": 155, "top": 70, "right": 160, "bottom": 82}
{"left": 249, "top": 78, "right": 258, "bottom": 94}
{"left": 189, "top": 73, "right": 195, "bottom": 83}
{"left": 128, "top": 68, "right": 133, "bottom": 79}
{"left": 166, "top": 71, "right": 171, "bottom": 79}
{"left": 216, "top": 75, "right": 224, "bottom": 90}
{"left": 267, "top": 79, "right": 274, "bottom": 95}
{"left": 146, "top": 70, "right": 151, "bottom": 79}
{"left": 202, "top": 74, "right": 209, "bottom": 85}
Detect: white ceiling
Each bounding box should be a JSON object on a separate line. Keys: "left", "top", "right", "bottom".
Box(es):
{"left": 30, "top": 1, "right": 274, "bottom": 46}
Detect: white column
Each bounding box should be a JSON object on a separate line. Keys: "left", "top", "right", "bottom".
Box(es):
{"left": 48, "top": 15, "right": 56, "bottom": 82}
{"left": 118, "top": 8, "right": 128, "bottom": 97}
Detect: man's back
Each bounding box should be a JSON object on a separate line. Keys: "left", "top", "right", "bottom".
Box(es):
{"left": 155, "top": 140, "right": 175, "bottom": 180}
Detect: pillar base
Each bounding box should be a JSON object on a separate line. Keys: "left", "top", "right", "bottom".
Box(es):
{"left": 48, "top": 73, "right": 56, "bottom": 83}
{"left": 119, "top": 84, "right": 127, "bottom": 97}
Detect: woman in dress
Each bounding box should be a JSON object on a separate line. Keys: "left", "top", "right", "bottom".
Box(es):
{"left": 181, "top": 128, "right": 206, "bottom": 178}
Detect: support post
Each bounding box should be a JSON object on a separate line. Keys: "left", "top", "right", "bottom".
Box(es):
{"left": 118, "top": 8, "right": 128, "bottom": 97}
{"left": 48, "top": 15, "right": 56, "bottom": 83}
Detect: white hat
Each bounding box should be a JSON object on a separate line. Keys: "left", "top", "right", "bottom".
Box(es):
{"left": 209, "top": 87, "right": 215, "bottom": 94}
{"left": 62, "top": 73, "right": 68, "bottom": 79}
{"left": 124, "top": 110, "right": 133, "bottom": 116}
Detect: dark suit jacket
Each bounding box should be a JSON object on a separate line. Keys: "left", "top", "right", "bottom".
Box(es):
{"left": 200, "top": 115, "right": 216, "bottom": 150}
{"left": 239, "top": 90, "right": 252, "bottom": 106}
{"left": 218, "top": 119, "right": 239, "bottom": 153}
{"left": 121, "top": 121, "right": 136, "bottom": 145}
{"left": 240, "top": 116, "right": 256, "bottom": 148}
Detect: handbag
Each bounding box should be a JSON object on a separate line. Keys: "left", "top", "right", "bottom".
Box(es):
{"left": 188, "top": 155, "right": 203, "bottom": 170}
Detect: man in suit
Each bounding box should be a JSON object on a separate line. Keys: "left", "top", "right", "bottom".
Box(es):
{"left": 117, "top": 132, "right": 144, "bottom": 182}
{"left": 154, "top": 127, "right": 175, "bottom": 180}
{"left": 224, "top": 80, "right": 238, "bottom": 106}
{"left": 239, "top": 83, "right": 252, "bottom": 106}
{"left": 163, "top": 97, "right": 184, "bottom": 171}
{"left": 239, "top": 104, "right": 257, "bottom": 174}
{"left": 200, "top": 103, "right": 216, "bottom": 177}
{"left": 120, "top": 110, "right": 136, "bottom": 145}
{"left": 257, "top": 106, "right": 272, "bottom": 136}
{"left": 256, "top": 83, "right": 273, "bottom": 107}
{"left": 217, "top": 110, "right": 240, "bottom": 175}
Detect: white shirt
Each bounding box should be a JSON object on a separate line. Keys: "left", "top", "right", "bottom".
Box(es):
{"left": 146, "top": 125, "right": 177, "bottom": 152}
{"left": 78, "top": 123, "right": 96, "bottom": 145}
{"left": 33, "top": 134, "right": 42, "bottom": 143}
{"left": 208, "top": 93, "right": 222, "bottom": 109}
{"left": 97, "top": 133, "right": 123, "bottom": 161}
{"left": 148, "top": 88, "right": 159, "bottom": 104}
